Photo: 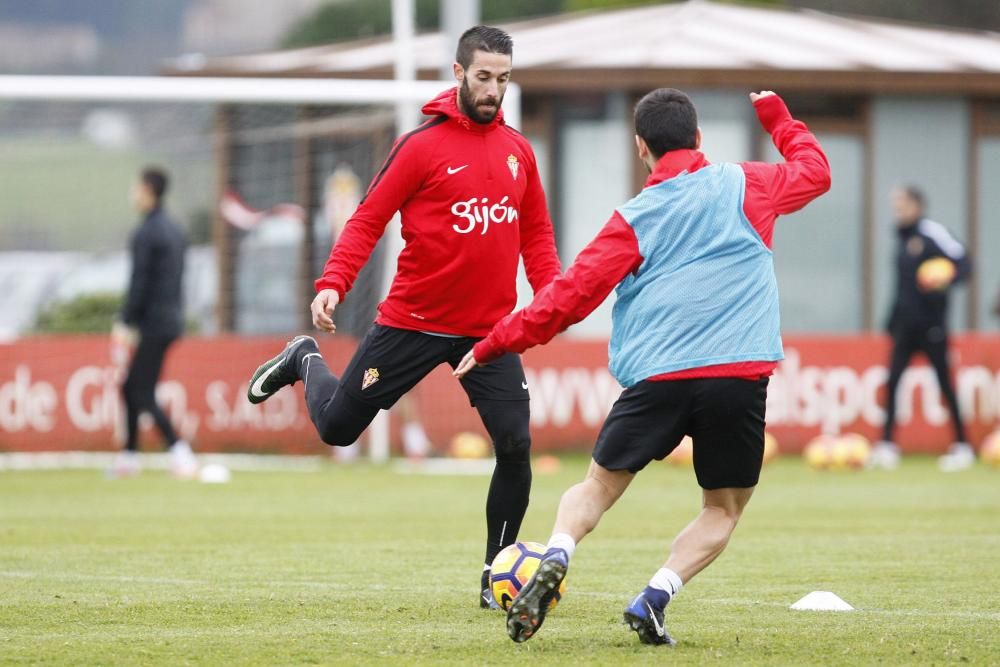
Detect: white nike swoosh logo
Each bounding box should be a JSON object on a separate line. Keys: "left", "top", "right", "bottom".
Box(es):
{"left": 249, "top": 361, "right": 282, "bottom": 400}
{"left": 447, "top": 165, "right": 469, "bottom": 175}
{"left": 646, "top": 602, "right": 665, "bottom": 637}
{"left": 521, "top": 381, "right": 529, "bottom": 390}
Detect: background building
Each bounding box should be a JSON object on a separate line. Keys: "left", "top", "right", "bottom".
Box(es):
{"left": 172, "top": 0, "right": 1000, "bottom": 335}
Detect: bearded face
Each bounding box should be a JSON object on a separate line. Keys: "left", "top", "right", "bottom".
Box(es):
{"left": 459, "top": 75, "right": 502, "bottom": 124}
{"left": 454, "top": 51, "right": 511, "bottom": 125}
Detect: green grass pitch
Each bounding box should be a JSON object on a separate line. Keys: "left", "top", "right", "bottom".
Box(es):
{"left": 1, "top": 456, "right": 998, "bottom": 665}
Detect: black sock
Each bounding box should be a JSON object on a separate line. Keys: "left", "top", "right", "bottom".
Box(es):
{"left": 484, "top": 458, "right": 532, "bottom": 566}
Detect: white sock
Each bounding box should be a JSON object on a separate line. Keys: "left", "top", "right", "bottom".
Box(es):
{"left": 170, "top": 440, "right": 192, "bottom": 455}
{"left": 333, "top": 442, "right": 360, "bottom": 462}
{"left": 546, "top": 533, "right": 576, "bottom": 559}
{"left": 649, "top": 567, "right": 684, "bottom": 599}
{"left": 402, "top": 421, "right": 430, "bottom": 457}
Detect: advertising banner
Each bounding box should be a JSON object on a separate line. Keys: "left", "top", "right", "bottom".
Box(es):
{"left": 2, "top": 335, "right": 998, "bottom": 454}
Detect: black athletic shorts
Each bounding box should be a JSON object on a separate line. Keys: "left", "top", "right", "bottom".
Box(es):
{"left": 592, "top": 377, "right": 769, "bottom": 489}
{"left": 339, "top": 323, "right": 529, "bottom": 409}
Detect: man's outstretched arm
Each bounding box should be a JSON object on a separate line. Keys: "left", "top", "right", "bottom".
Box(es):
{"left": 744, "top": 92, "right": 831, "bottom": 217}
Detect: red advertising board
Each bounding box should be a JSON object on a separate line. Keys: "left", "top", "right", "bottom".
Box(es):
{"left": 1, "top": 334, "right": 999, "bottom": 454}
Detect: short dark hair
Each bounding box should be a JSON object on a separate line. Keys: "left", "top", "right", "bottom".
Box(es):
{"left": 899, "top": 183, "right": 926, "bottom": 209}
{"left": 634, "top": 88, "right": 698, "bottom": 159}
{"left": 455, "top": 25, "right": 512, "bottom": 69}
{"left": 141, "top": 166, "right": 169, "bottom": 201}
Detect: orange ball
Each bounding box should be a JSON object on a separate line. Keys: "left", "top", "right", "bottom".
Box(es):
{"left": 449, "top": 432, "right": 490, "bottom": 459}
{"left": 666, "top": 436, "right": 694, "bottom": 466}
{"left": 916, "top": 257, "right": 956, "bottom": 291}
{"left": 980, "top": 430, "right": 1000, "bottom": 468}
{"left": 535, "top": 454, "right": 561, "bottom": 474}
{"left": 835, "top": 433, "right": 871, "bottom": 470}
{"left": 763, "top": 431, "right": 780, "bottom": 464}
{"left": 803, "top": 434, "right": 837, "bottom": 470}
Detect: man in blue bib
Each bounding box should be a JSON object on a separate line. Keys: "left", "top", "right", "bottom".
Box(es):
{"left": 455, "top": 88, "right": 830, "bottom": 645}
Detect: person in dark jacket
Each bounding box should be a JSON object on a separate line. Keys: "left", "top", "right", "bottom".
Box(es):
{"left": 870, "top": 185, "right": 974, "bottom": 472}
{"left": 110, "top": 166, "right": 196, "bottom": 478}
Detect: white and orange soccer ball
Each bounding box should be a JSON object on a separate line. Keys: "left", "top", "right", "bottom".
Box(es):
{"left": 490, "top": 541, "right": 567, "bottom": 612}
{"left": 832, "top": 433, "right": 871, "bottom": 470}
{"left": 916, "top": 257, "right": 957, "bottom": 291}
{"left": 763, "top": 431, "right": 780, "bottom": 464}
{"left": 449, "top": 431, "right": 490, "bottom": 459}
{"left": 803, "top": 434, "right": 837, "bottom": 470}
{"left": 804, "top": 433, "right": 871, "bottom": 471}
{"left": 980, "top": 430, "right": 1000, "bottom": 468}
{"left": 665, "top": 436, "right": 694, "bottom": 466}
{"left": 667, "top": 433, "right": 777, "bottom": 466}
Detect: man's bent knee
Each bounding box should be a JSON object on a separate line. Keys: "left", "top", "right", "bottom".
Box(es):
{"left": 318, "top": 419, "right": 368, "bottom": 448}
{"left": 703, "top": 486, "right": 755, "bottom": 522}
{"left": 584, "top": 460, "right": 634, "bottom": 505}
{"left": 493, "top": 433, "right": 531, "bottom": 462}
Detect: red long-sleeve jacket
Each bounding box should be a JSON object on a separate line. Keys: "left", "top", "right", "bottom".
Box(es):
{"left": 315, "top": 88, "right": 561, "bottom": 337}
{"left": 473, "top": 94, "right": 831, "bottom": 381}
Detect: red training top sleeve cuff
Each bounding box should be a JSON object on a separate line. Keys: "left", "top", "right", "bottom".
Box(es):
{"left": 473, "top": 338, "right": 503, "bottom": 364}
{"left": 753, "top": 94, "right": 791, "bottom": 134}
{"left": 313, "top": 278, "right": 346, "bottom": 303}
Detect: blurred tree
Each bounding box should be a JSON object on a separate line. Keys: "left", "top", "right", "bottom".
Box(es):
{"left": 34, "top": 293, "right": 122, "bottom": 334}
{"left": 282, "top": 0, "right": 563, "bottom": 48}
{"left": 283, "top": 0, "right": 433, "bottom": 48}
{"left": 34, "top": 292, "right": 201, "bottom": 334}
{"left": 565, "top": 0, "right": 780, "bottom": 9}
{"left": 284, "top": 0, "right": 998, "bottom": 49}
{"left": 187, "top": 207, "right": 213, "bottom": 246}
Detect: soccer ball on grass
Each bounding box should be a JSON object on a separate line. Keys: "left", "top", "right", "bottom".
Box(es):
{"left": 490, "top": 541, "right": 567, "bottom": 612}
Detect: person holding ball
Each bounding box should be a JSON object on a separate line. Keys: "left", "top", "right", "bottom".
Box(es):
{"left": 869, "top": 185, "right": 973, "bottom": 472}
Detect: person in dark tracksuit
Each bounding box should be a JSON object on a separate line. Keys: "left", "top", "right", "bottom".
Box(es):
{"left": 110, "top": 166, "right": 196, "bottom": 478}
{"left": 870, "top": 185, "right": 974, "bottom": 472}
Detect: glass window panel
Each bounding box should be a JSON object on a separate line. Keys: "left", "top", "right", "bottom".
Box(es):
{"left": 976, "top": 138, "right": 1000, "bottom": 330}
{"left": 765, "top": 133, "right": 864, "bottom": 332}
{"left": 556, "top": 93, "right": 630, "bottom": 338}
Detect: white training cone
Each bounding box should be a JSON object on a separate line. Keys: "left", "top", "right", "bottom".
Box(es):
{"left": 790, "top": 591, "right": 854, "bottom": 611}
{"left": 198, "top": 463, "right": 231, "bottom": 484}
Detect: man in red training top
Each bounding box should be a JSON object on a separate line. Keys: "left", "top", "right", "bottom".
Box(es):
{"left": 455, "top": 89, "right": 830, "bottom": 644}
{"left": 247, "top": 26, "right": 560, "bottom": 609}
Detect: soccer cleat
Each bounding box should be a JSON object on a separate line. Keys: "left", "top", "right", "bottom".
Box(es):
{"left": 169, "top": 440, "right": 198, "bottom": 479}
{"left": 506, "top": 556, "right": 567, "bottom": 642}
{"left": 481, "top": 586, "right": 501, "bottom": 610}
{"left": 623, "top": 590, "right": 676, "bottom": 646}
{"left": 247, "top": 335, "right": 317, "bottom": 405}
{"left": 106, "top": 450, "right": 140, "bottom": 479}
{"left": 480, "top": 569, "right": 501, "bottom": 610}
{"left": 938, "top": 442, "right": 975, "bottom": 472}
{"left": 867, "top": 441, "right": 901, "bottom": 470}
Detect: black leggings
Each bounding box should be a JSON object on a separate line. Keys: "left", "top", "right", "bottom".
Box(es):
{"left": 883, "top": 324, "right": 966, "bottom": 443}
{"left": 121, "top": 335, "right": 180, "bottom": 451}
{"left": 301, "top": 352, "right": 532, "bottom": 565}
{"left": 301, "top": 348, "right": 531, "bottom": 458}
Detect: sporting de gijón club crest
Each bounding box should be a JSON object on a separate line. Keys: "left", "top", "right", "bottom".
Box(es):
{"left": 362, "top": 368, "right": 380, "bottom": 390}
{"left": 507, "top": 154, "right": 519, "bottom": 180}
